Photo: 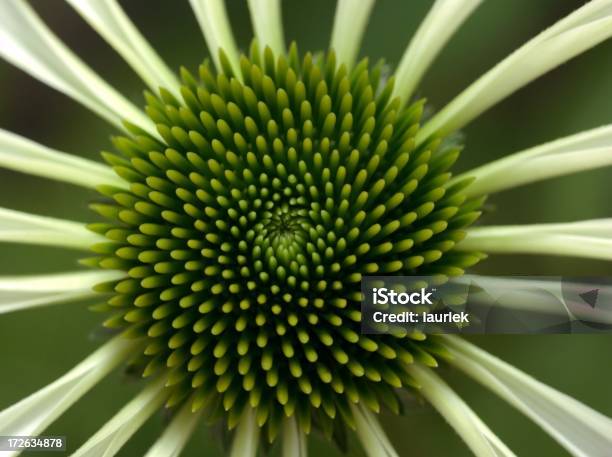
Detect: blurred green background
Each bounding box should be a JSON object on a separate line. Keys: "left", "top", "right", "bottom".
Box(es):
{"left": 1, "top": 0, "right": 611, "bottom": 455}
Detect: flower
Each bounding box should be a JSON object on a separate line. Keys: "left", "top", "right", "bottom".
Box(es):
{"left": 0, "top": 0, "right": 612, "bottom": 456}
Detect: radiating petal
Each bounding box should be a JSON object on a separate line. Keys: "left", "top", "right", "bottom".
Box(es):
{"left": 0, "top": 206, "right": 103, "bottom": 249}
{"left": 72, "top": 377, "right": 167, "bottom": 457}
{"left": 282, "top": 416, "right": 307, "bottom": 457}
{"left": 350, "top": 403, "right": 399, "bottom": 457}
{"left": 189, "top": 0, "right": 240, "bottom": 75}
{"left": 393, "top": 0, "right": 483, "bottom": 104}
{"left": 454, "top": 274, "right": 612, "bottom": 325}
{"left": 229, "top": 408, "right": 258, "bottom": 457}
{"left": 66, "top": 0, "right": 179, "bottom": 96}
{"left": 0, "top": 270, "right": 124, "bottom": 314}
{"left": 0, "top": 128, "right": 125, "bottom": 189}
{"left": 417, "top": 0, "right": 612, "bottom": 144}
{"left": 455, "top": 124, "right": 612, "bottom": 196}
{"left": 0, "top": 335, "right": 137, "bottom": 457}
{"left": 247, "top": 0, "right": 285, "bottom": 56}
{"left": 460, "top": 221, "right": 612, "bottom": 261}
{"left": 443, "top": 335, "right": 612, "bottom": 457}
{"left": 407, "top": 364, "right": 516, "bottom": 457}
{"left": 0, "top": 0, "right": 155, "bottom": 135}
{"left": 454, "top": 275, "right": 566, "bottom": 311}
{"left": 143, "top": 401, "right": 202, "bottom": 457}
{"left": 330, "top": 0, "right": 376, "bottom": 68}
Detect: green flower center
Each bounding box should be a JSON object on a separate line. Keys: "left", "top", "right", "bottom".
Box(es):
{"left": 87, "top": 42, "right": 484, "bottom": 444}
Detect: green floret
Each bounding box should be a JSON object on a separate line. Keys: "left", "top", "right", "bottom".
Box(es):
{"left": 85, "top": 41, "right": 485, "bottom": 446}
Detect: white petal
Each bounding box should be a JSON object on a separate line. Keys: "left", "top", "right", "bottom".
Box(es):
{"left": 454, "top": 274, "right": 612, "bottom": 325}
{"left": 189, "top": 0, "right": 240, "bottom": 76}
{"left": 0, "top": 0, "right": 155, "bottom": 135}
{"left": 229, "top": 408, "right": 258, "bottom": 457}
{"left": 393, "top": 0, "right": 483, "bottom": 104}
{"left": 330, "top": 0, "right": 376, "bottom": 68}
{"left": 247, "top": 0, "right": 285, "bottom": 57}
{"left": 282, "top": 416, "right": 307, "bottom": 457}
{"left": 463, "top": 146, "right": 612, "bottom": 195}
{"left": 66, "top": 0, "right": 179, "bottom": 96}
{"left": 456, "top": 124, "right": 612, "bottom": 196}
{"left": 443, "top": 335, "right": 612, "bottom": 457}
{"left": 470, "top": 219, "right": 612, "bottom": 239}
{"left": 0, "top": 270, "right": 124, "bottom": 314}
{"left": 0, "top": 206, "right": 103, "bottom": 249}
{"left": 455, "top": 274, "right": 567, "bottom": 312}
{"left": 350, "top": 403, "right": 399, "bottom": 457}
{"left": 143, "top": 401, "right": 202, "bottom": 457}
{"left": 407, "top": 364, "right": 516, "bottom": 457}
{"left": 72, "top": 377, "right": 167, "bottom": 457}
{"left": 417, "top": 0, "right": 612, "bottom": 144}
{"left": 0, "top": 335, "right": 137, "bottom": 457}
{"left": 460, "top": 222, "right": 612, "bottom": 261}
{"left": 0, "top": 128, "right": 125, "bottom": 189}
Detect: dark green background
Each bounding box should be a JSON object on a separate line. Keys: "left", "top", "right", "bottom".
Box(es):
{"left": 1, "top": 1, "right": 611, "bottom": 455}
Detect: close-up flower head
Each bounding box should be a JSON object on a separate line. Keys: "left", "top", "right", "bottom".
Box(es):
{"left": 1, "top": 0, "right": 612, "bottom": 456}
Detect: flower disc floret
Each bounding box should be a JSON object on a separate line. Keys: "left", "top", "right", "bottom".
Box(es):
{"left": 87, "top": 41, "right": 484, "bottom": 442}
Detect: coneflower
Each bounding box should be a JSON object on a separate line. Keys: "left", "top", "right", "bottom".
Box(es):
{"left": 1, "top": 1, "right": 612, "bottom": 456}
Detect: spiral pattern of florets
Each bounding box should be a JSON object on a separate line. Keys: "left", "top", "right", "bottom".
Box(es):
{"left": 86, "top": 42, "right": 484, "bottom": 443}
